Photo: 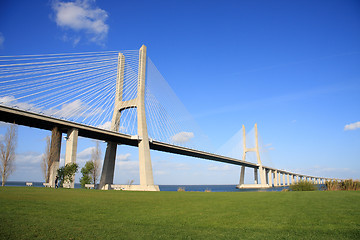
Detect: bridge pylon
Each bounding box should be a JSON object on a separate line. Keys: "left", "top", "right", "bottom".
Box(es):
{"left": 99, "top": 45, "right": 159, "bottom": 191}
{"left": 237, "top": 123, "right": 269, "bottom": 189}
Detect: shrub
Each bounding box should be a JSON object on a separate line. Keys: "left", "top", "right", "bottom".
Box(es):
{"left": 341, "top": 179, "right": 360, "bottom": 191}
{"left": 325, "top": 179, "right": 360, "bottom": 191}
{"left": 325, "top": 180, "right": 340, "bottom": 191}
{"left": 80, "top": 161, "right": 94, "bottom": 188}
{"left": 289, "top": 180, "right": 317, "bottom": 191}
{"left": 177, "top": 187, "right": 185, "bottom": 192}
{"left": 57, "top": 163, "right": 79, "bottom": 188}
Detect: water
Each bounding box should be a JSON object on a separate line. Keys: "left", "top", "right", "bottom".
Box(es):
{"left": 1, "top": 181, "right": 318, "bottom": 192}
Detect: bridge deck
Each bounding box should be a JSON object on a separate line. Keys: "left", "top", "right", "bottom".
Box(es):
{"left": 0, "top": 105, "right": 321, "bottom": 179}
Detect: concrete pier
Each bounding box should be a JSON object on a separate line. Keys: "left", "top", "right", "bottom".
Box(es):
{"left": 48, "top": 126, "right": 62, "bottom": 188}
{"left": 282, "top": 173, "right": 285, "bottom": 186}
{"left": 254, "top": 168, "right": 258, "bottom": 184}
{"left": 63, "top": 128, "right": 78, "bottom": 188}
{"left": 99, "top": 52, "right": 125, "bottom": 190}
{"left": 287, "top": 174, "right": 290, "bottom": 186}
{"left": 274, "top": 171, "right": 278, "bottom": 186}
{"left": 267, "top": 170, "right": 273, "bottom": 187}
{"left": 239, "top": 166, "right": 245, "bottom": 185}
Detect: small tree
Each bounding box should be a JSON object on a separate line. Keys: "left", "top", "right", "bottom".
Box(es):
{"left": 41, "top": 136, "right": 51, "bottom": 182}
{"left": 80, "top": 161, "right": 94, "bottom": 188}
{"left": 0, "top": 124, "right": 17, "bottom": 186}
{"left": 57, "top": 163, "right": 78, "bottom": 188}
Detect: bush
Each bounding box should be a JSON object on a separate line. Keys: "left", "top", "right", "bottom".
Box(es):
{"left": 325, "top": 180, "right": 340, "bottom": 191}
{"left": 326, "top": 179, "right": 360, "bottom": 191}
{"left": 177, "top": 187, "right": 185, "bottom": 192}
{"left": 289, "top": 180, "right": 317, "bottom": 191}
{"left": 341, "top": 179, "right": 360, "bottom": 191}
{"left": 80, "top": 161, "right": 94, "bottom": 188}
{"left": 57, "top": 163, "right": 79, "bottom": 188}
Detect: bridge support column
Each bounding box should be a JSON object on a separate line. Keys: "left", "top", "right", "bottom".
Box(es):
{"left": 268, "top": 170, "right": 273, "bottom": 186}
{"left": 99, "top": 142, "right": 117, "bottom": 190}
{"left": 99, "top": 51, "right": 125, "bottom": 190}
{"left": 254, "top": 168, "right": 258, "bottom": 184}
{"left": 286, "top": 174, "right": 290, "bottom": 186}
{"left": 282, "top": 173, "right": 286, "bottom": 186}
{"left": 137, "top": 45, "right": 158, "bottom": 191}
{"left": 239, "top": 166, "right": 245, "bottom": 185}
{"left": 64, "top": 128, "right": 78, "bottom": 188}
{"left": 49, "top": 126, "right": 62, "bottom": 188}
{"left": 274, "top": 171, "right": 278, "bottom": 186}
{"left": 291, "top": 175, "right": 294, "bottom": 184}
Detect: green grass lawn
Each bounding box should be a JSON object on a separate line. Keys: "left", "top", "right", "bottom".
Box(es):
{"left": 0, "top": 187, "right": 359, "bottom": 239}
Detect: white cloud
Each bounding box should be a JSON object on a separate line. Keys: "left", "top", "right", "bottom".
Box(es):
{"left": 52, "top": 0, "right": 109, "bottom": 45}
{"left": 344, "top": 121, "right": 360, "bottom": 131}
{"left": 0, "top": 32, "right": 4, "bottom": 48}
{"left": 16, "top": 151, "right": 43, "bottom": 165}
{"left": 0, "top": 96, "right": 40, "bottom": 112}
{"left": 208, "top": 164, "right": 232, "bottom": 171}
{"left": 154, "top": 170, "right": 168, "bottom": 176}
{"left": 1, "top": 96, "right": 102, "bottom": 125}
{"left": 171, "top": 132, "right": 194, "bottom": 144}
{"left": 98, "top": 121, "right": 111, "bottom": 130}
{"left": 49, "top": 99, "right": 90, "bottom": 118}
{"left": 77, "top": 147, "right": 94, "bottom": 158}
{"left": 97, "top": 121, "right": 127, "bottom": 132}
{"left": 116, "top": 160, "right": 138, "bottom": 172}
{"left": 117, "top": 153, "right": 131, "bottom": 161}
{"left": 264, "top": 143, "right": 275, "bottom": 151}
{"left": 0, "top": 122, "right": 10, "bottom": 128}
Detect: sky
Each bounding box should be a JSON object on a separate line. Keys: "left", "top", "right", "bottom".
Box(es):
{"left": 0, "top": 0, "right": 359, "bottom": 185}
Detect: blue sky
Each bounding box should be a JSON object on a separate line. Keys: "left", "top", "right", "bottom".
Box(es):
{"left": 0, "top": 0, "right": 359, "bottom": 184}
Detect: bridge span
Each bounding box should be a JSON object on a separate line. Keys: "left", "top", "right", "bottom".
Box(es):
{"left": 0, "top": 104, "right": 332, "bottom": 189}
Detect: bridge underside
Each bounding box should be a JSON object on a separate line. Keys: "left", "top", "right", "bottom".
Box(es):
{"left": 0, "top": 105, "right": 331, "bottom": 187}
{"left": 0, "top": 105, "right": 258, "bottom": 168}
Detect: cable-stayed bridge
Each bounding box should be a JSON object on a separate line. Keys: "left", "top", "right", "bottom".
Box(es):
{"left": 0, "top": 45, "right": 335, "bottom": 190}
